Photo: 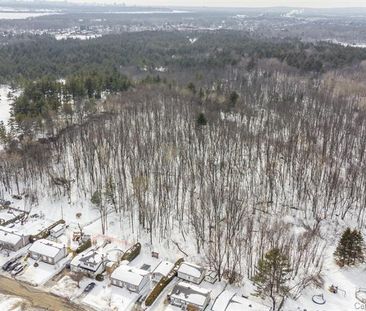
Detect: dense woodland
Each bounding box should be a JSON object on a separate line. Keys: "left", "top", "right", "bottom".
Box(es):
{"left": 1, "top": 30, "right": 366, "bottom": 309}
{"left": 2, "top": 31, "right": 366, "bottom": 82}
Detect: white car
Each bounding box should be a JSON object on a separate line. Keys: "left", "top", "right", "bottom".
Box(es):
{"left": 11, "top": 264, "right": 25, "bottom": 277}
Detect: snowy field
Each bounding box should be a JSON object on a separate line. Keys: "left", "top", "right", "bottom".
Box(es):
{"left": 55, "top": 33, "right": 103, "bottom": 41}
{"left": 0, "top": 12, "right": 57, "bottom": 19}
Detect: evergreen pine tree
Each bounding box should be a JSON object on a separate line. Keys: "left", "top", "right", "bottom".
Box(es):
{"left": 351, "top": 229, "right": 364, "bottom": 265}
{"left": 229, "top": 91, "right": 239, "bottom": 107}
{"left": 252, "top": 248, "right": 292, "bottom": 311}
{"left": 334, "top": 228, "right": 364, "bottom": 266}
{"left": 196, "top": 113, "right": 207, "bottom": 126}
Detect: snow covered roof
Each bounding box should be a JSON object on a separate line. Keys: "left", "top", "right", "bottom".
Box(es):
{"left": 0, "top": 209, "right": 22, "bottom": 223}
{"left": 211, "top": 290, "right": 269, "bottom": 311}
{"left": 178, "top": 262, "right": 204, "bottom": 278}
{"left": 71, "top": 249, "right": 104, "bottom": 272}
{"left": 111, "top": 264, "right": 150, "bottom": 286}
{"left": 0, "top": 227, "right": 23, "bottom": 245}
{"left": 170, "top": 282, "right": 210, "bottom": 307}
{"left": 50, "top": 223, "right": 65, "bottom": 233}
{"left": 29, "top": 239, "right": 65, "bottom": 258}
{"left": 153, "top": 260, "right": 174, "bottom": 276}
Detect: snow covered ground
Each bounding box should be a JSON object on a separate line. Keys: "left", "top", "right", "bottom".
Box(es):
{"left": 0, "top": 293, "right": 34, "bottom": 311}
{"left": 16, "top": 256, "right": 70, "bottom": 287}
{"left": 287, "top": 247, "right": 366, "bottom": 311}
{"left": 0, "top": 183, "right": 365, "bottom": 311}
{"left": 0, "top": 12, "right": 57, "bottom": 19}
{"left": 55, "top": 33, "right": 103, "bottom": 41}
{"left": 82, "top": 284, "right": 140, "bottom": 311}
{"left": 50, "top": 275, "right": 88, "bottom": 300}
{"left": 0, "top": 85, "right": 13, "bottom": 127}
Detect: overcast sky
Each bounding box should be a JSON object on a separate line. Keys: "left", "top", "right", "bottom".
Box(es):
{"left": 68, "top": 0, "right": 366, "bottom": 8}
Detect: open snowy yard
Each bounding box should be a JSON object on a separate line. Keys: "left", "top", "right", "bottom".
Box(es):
{"left": 50, "top": 275, "right": 90, "bottom": 300}
{"left": 82, "top": 283, "right": 141, "bottom": 311}
{"left": 286, "top": 248, "right": 366, "bottom": 311}
{"left": 16, "top": 256, "right": 70, "bottom": 286}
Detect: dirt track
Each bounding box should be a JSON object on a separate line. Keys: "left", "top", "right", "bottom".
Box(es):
{"left": 0, "top": 275, "right": 88, "bottom": 311}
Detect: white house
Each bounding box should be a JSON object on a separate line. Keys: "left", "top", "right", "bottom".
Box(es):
{"left": 29, "top": 239, "right": 67, "bottom": 265}
{"left": 168, "top": 281, "right": 211, "bottom": 311}
{"left": 151, "top": 260, "right": 174, "bottom": 282}
{"left": 0, "top": 227, "right": 29, "bottom": 251}
{"left": 111, "top": 264, "right": 150, "bottom": 293}
{"left": 211, "top": 290, "right": 269, "bottom": 311}
{"left": 71, "top": 248, "right": 105, "bottom": 277}
{"left": 177, "top": 262, "right": 205, "bottom": 284}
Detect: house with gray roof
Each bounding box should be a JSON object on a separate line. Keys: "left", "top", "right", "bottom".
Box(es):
{"left": 168, "top": 281, "right": 211, "bottom": 311}
{"left": 71, "top": 248, "right": 105, "bottom": 277}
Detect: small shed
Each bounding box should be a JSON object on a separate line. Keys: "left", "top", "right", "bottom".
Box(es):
{"left": 205, "top": 269, "right": 218, "bottom": 284}
{"left": 50, "top": 223, "right": 66, "bottom": 239}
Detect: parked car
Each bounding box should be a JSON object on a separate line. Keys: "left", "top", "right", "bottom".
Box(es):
{"left": 83, "top": 282, "right": 96, "bottom": 293}
{"left": 7, "top": 261, "right": 21, "bottom": 272}
{"left": 2, "top": 258, "right": 18, "bottom": 271}
{"left": 0, "top": 199, "right": 11, "bottom": 206}
{"left": 11, "top": 264, "right": 24, "bottom": 277}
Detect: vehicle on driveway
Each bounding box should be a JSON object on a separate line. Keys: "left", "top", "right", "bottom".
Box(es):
{"left": 2, "top": 258, "right": 18, "bottom": 271}
{"left": 7, "top": 261, "right": 21, "bottom": 272}
{"left": 11, "top": 264, "right": 25, "bottom": 277}
{"left": 83, "top": 282, "right": 96, "bottom": 293}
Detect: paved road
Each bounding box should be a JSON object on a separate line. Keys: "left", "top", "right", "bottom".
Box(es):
{"left": 0, "top": 275, "right": 88, "bottom": 311}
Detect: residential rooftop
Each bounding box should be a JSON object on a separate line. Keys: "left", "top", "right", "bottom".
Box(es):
{"left": 170, "top": 281, "right": 210, "bottom": 307}
{"left": 111, "top": 264, "right": 150, "bottom": 286}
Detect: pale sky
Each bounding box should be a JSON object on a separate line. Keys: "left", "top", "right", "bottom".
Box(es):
{"left": 67, "top": 0, "right": 366, "bottom": 8}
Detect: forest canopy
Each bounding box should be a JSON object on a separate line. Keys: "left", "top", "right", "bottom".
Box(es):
{"left": 1, "top": 31, "right": 366, "bottom": 82}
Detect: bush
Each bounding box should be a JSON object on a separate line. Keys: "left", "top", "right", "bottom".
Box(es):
{"left": 75, "top": 239, "right": 92, "bottom": 254}
{"left": 121, "top": 242, "right": 141, "bottom": 262}
{"left": 145, "top": 258, "right": 184, "bottom": 307}
{"left": 96, "top": 274, "right": 104, "bottom": 281}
